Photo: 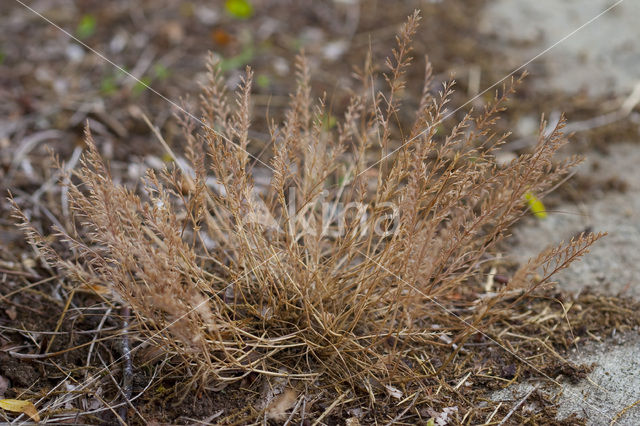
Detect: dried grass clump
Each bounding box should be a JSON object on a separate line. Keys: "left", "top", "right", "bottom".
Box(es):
{"left": 14, "top": 12, "right": 601, "bottom": 401}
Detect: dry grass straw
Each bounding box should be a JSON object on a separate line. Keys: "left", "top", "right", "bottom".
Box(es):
{"left": 12, "top": 11, "right": 603, "bottom": 412}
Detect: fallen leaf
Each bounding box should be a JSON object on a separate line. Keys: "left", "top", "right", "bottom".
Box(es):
{"left": 5, "top": 306, "right": 17, "bottom": 321}
{"left": 0, "top": 399, "right": 40, "bottom": 422}
{"left": 434, "top": 406, "right": 458, "bottom": 426}
{"left": 385, "top": 384, "right": 403, "bottom": 400}
{"left": 266, "top": 388, "right": 298, "bottom": 420}
{"left": 211, "top": 28, "right": 232, "bottom": 46}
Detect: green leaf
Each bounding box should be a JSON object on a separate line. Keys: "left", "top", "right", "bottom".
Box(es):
{"left": 76, "top": 14, "right": 96, "bottom": 39}
{"left": 322, "top": 114, "right": 337, "bottom": 130}
{"left": 337, "top": 171, "right": 352, "bottom": 187}
{"left": 256, "top": 74, "right": 271, "bottom": 89}
{"left": 525, "top": 192, "right": 547, "bottom": 219}
{"left": 100, "top": 75, "right": 118, "bottom": 95}
{"left": 219, "top": 45, "right": 255, "bottom": 71}
{"left": 225, "top": 0, "right": 254, "bottom": 19}
{"left": 153, "top": 64, "right": 170, "bottom": 80}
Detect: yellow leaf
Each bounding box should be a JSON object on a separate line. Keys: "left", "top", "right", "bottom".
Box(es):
{"left": 0, "top": 399, "right": 40, "bottom": 422}
{"left": 525, "top": 192, "right": 547, "bottom": 219}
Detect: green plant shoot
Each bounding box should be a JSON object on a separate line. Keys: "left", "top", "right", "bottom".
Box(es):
{"left": 76, "top": 15, "right": 96, "bottom": 39}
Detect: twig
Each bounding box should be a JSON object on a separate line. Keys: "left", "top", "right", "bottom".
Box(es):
{"left": 45, "top": 288, "right": 76, "bottom": 354}
{"left": 124, "top": 46, "right": 156, "bottom": 89}
{"left": 610, "top": 396, "right": 640, "bottom": 425}
{"left": 31, "top": 145, "right": 82, "bottom": 203}
{"left": 283, "top": 395, "right": 304, "bottom": 426}
{"left": 9, "top": 129, "right": 63, "bottom": 174}
{"left": 119, "top": 305, "right": 134, "bottom": 425}
{"left": 0, "top": 268, "right": 39, "bottom": 278}
{"left": 45, "top": 366, "right": 157, "bottom": 423}
{"left": 312, "top": 393, "right": 346, "bottom": 426}
{"left": 8, "top": 334, "right": 115, "bottom": 359}
{"left": 507, "top": 81, "right": 640, "bottom": 150}
{"left": 96, "top": 351, "right": 139, "bottom": 425}
{"left": 498, "top": 385, "right": 538, "bottom": 425}
{"left": 178, "top": 411, "right": 224, "bottom": 425}
{"left": 11, "top": 371, "right": 72, "bottom": 425}
{"left": 299, "top": 395, "right": 306, "bottom": 426}
{"left": 483, "top": 402, "right": 502, "bottom": 425}
{"left": 86, "top": 306, "right": 113, "bottom": 368}
{"left": 384, "top": 391, "right": 420, "bottom": 426}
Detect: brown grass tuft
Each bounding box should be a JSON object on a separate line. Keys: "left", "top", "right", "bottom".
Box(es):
{"left": 12, "top": 10, "right": 604, "bottom": 420}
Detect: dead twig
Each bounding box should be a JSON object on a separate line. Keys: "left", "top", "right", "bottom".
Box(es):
{"left": 312, "top": 393, "right": 347, "bottom": 426}
{"left": 119, "top": 305, "right": 134, "bottom": 425}
{"left": 498, "top": 385, "right": 539, "bottom": 425}
{"left": 384, "top": 391, "right": 420, "bottom": 426}
{"left": 610, "top": 396, "right": 640, "bottom": 425}
{"left": 86, "top": 306, "right": 113, "bottom": 367}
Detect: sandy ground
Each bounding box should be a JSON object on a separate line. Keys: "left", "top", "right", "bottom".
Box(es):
{"left": 480, "top": 0, "right": 640, "bottom": 97}
{"left": 491, "top": 332, "right": 640, "bottom": 423}
{"left": 482, "top": 1, "right": 640, "bottom": 423}
{"left": 511, "top": 142, "right": 640, "bottom": 299}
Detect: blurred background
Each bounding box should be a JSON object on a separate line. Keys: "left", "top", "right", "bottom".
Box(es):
{"left": 2, "top": 1, "right": 639, "bottom": 158}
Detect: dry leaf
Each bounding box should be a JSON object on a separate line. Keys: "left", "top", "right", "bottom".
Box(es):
{"left": 385, "top": 384, "right": 403, "bottom": 400}
{"left": 0, "top": 399, "right": 40, "bottom": 422}
{"left": 266, "top": 388, "right": 298, "bottom": 420}
{"left": 211, "top": 28, "right": 232, "bottom": 46}
{"left": 5, "top": 306, "right": 17, "bottom": 321}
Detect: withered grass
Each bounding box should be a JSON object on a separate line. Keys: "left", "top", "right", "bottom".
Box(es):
{"left": 9, "top": 11, "right": 624, "bottom": 425}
